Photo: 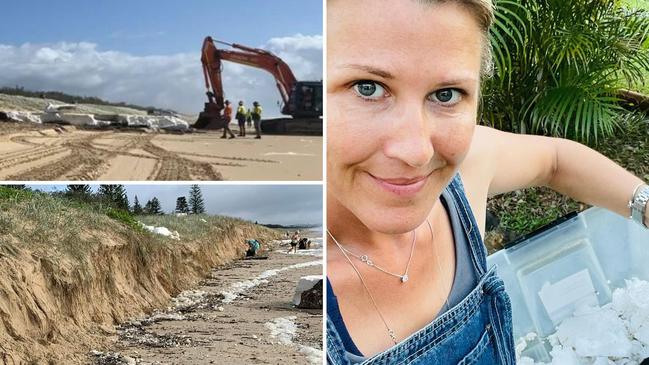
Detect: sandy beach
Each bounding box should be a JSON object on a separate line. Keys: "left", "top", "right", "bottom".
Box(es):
{"left": 0, "top": 123, "right": 322, "bottom": 181}
{"left": 92, "top": 239, "right": 323, "bottom": 365}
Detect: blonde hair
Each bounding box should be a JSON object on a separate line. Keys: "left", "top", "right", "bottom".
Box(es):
{"left": 417, "top": 0, "right": 495, "bottom": 76}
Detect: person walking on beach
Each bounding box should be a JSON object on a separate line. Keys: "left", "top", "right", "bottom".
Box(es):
{"left": 236, "top": 101, "right": 247, "bottom": 136}
{"left": 288, "top": 230, "right": 300, "bottom": 254}
{"left": 251, "top": 101, "right": 263, "bottom": 139}
{"left": 221, "top": 99, "right": 235, "bottom": 139}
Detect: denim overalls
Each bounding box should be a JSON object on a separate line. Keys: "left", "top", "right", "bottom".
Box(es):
{"left": 327, "top": 174, "right": 516, "bottom": 365}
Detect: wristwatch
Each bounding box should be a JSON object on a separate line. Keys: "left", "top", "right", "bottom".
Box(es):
{"left": 629, "top": 184, "right": 649, "bottom": 228}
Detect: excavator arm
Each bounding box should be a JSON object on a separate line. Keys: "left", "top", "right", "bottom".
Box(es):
{"left": 194, "top": 36, "right": 322, "bottom": 134}
{"left": 200, "top": 36, "right": 297, "bottom": 115}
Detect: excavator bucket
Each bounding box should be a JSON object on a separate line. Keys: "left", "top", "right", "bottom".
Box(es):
{"left": 193, "top": 101, "right": 228, "bottom": 130}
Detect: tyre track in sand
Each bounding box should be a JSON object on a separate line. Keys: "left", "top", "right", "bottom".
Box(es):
{"left": 0, "top": 145, "right": 68, "bottom": 174}
{"left": 5, "top": 133, "right": 109, "bottom": 181}
{"left": 0, "top": 127, "right": 322, "bottom": 180}
{"left": 1, "top": 132, "right": 224, "bottom": 181}
{"left": 141, "top": 137, "right": 223, "bottom": 181}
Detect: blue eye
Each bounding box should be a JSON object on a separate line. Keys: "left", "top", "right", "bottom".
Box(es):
{"left": 429, "top": 89, "right": 462, "bottom": 105}
{"left": 353, "top": 81, "right": 387, "bottom": 100}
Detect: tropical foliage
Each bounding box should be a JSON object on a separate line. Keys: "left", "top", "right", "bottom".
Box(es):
{"left": 483, "top": 0, "right": 649, "bottom": 143}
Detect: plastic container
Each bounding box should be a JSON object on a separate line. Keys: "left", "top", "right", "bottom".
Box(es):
{"left": 487, "top": 207, "right": 649, "bottom": 361}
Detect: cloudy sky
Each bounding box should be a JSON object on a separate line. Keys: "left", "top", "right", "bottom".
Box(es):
{"left": 29, "top": 184, "right": 323, "bottom": 226}
{"left": 0, "top": 0, "right": 323, "bottom": 116}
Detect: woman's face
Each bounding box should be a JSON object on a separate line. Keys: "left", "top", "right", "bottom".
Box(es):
{"left": 327, "top": 0, "right": 483, "bottom": 234}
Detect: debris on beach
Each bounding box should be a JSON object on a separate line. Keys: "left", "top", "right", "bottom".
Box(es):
{"left": 220, "top": 260, "right": 321, "bottom": 303}
{"left": 293, "top": 275, "right": 323, "bottom": 309}
{"left": 516, "top": 278, "right": 649, "bottom": 364}
{"left": 139, "top": 222, "right": 180, "bottom": 240}
{"left": 3, "top": 103, "right": 190, "bottom": 131}
{"left": 265, "top": 316, "right": 323, "bottom": 364}
{"left": 89, "top": 350, "right": 138, "bottom": 365}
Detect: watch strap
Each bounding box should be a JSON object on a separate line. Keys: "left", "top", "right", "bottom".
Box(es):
{"left": 630, "top": 184, "right": 649, "bottom": 228}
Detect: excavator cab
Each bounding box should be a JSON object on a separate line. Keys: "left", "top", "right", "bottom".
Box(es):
{"left": 286, "top": 81, "right": 323, "bottom": 118}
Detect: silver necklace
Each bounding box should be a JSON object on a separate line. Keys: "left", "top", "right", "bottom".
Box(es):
{"left": 326, "top": 228, "right": 416, "bottom": 283}
{"left": 329, "top": 219, "right": 447, "bottom": 346}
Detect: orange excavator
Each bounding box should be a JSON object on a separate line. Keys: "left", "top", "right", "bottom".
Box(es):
{"left": 194, "top": 36, "right": 322, "bottom": 135}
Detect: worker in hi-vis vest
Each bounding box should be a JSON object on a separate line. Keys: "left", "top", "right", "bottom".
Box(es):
{"left": 251, "top": 101, "right": 263, "bottom": 139}
{"left": 236, "top": 101, "right": 247, "bottom": 136}
{"left": 221, "top": 99, "right": 235, "bottom": 139}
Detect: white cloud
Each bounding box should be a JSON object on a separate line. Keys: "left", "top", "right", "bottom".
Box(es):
{"left": 0, "top": 34, "right": 322, "bottom": 116}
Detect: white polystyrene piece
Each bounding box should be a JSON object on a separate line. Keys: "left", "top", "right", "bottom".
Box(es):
{"left": 292, "top": 275, "right": 323, "bottom": 306}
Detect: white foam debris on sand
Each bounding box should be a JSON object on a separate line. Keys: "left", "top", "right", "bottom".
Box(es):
{"left": 171, "top": 289, "right": 207, "bottom": 309}
{"left": 517, "top": 277, "right": 649, "bottom": 364}
{"left": 265, "top": 316, "right": 297, "bottom": 345}
{"left": 5, "top": 111, "right": 42, "bottom": 123}
{"left": 5, "top": 105, "right": 190, "bottom": 131}
{"left": 277, "top": 248, "right": 323, "bottom": 257}
{"left": 298, "top": 345, "right": 323, "bottom": 365}
{"left": 44, "top": 102, "right": 76, "bottom": 113}
{"left": 41, "top": 112, "right": 110, "bottom": 126}
{"left": 293, "top": 275, "right": 323, "bottom": 306}
{"left": 139, "top": 222, "right": 180, "bottom": 240}
{"left": 265, "top": 316, "right": 322, "bottom": 364}
{"left": 118, "top": 114, "right": 189, "bottom": 131}
{"left": 221, "top": 260, "right": 322, "bottom": 304}
{"left": 148, "top": 312, "right": 186, "bottom": 322}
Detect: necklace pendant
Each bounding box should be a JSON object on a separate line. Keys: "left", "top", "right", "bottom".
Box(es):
{"left": 401, "top": 274, "right": 409, "bottom": 283}
{"left": 388, "top": 329, "right": 397, "bottom": 344}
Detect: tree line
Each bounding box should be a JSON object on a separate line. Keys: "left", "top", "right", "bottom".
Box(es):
{"left": 63, "top": 184, "right": 206, "bottom": 215}
{"left": 0, "top": 86, "right": 177, "bottom": 115}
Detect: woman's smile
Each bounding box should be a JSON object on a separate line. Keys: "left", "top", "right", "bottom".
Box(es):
{"left": 367, "top": 171, "right": 433, "bottom": 197}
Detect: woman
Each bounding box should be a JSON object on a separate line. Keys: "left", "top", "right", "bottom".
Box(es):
{"left": 326, "top": 0, "right": 649, "bottom": 364}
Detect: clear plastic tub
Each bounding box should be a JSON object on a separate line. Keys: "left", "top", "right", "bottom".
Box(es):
{"left": 487, "top": 207, "right": 649, "bottom": 361}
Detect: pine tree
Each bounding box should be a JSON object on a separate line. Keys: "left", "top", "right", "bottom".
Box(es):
{"left": 188, "top": 185, "right": 205, "bottom": 214}
{"left": 66, "top": 184, "right": 92, "bottom": 201}
{"left": 132, "top": 195, "right": 143, "bottom": 215}
{"left": 98, "top": 185, "right": 116, "bottom": 207}
{"left": 143, "top": 199, "right": 152, "bottom": 214}
{"left": 144, "top": 197, "right": 163, "bottom": 215}
{"left": 175, "top": 196, "right": 189, "bottom": 214}
{"left": 98, "top": 184, "right": 129, "bottom": 211}
{"left": 114, "top": 185, "right": 129, "bottom": 211}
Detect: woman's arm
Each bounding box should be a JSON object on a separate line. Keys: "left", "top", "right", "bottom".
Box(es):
{"left": 474, "top": 125, "right": 648, "bottom": 226}
{"left": 547, "top": 138, "right": 646, "bottom": 225}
